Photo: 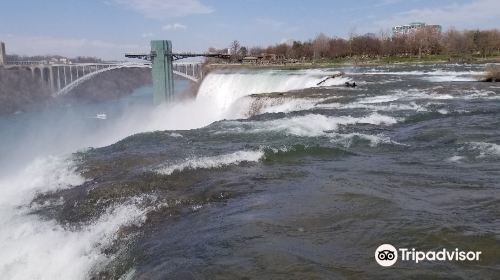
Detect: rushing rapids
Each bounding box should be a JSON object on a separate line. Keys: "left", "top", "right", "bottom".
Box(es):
{"left": 0, "top": 64, "right": 499, "bottom": 279}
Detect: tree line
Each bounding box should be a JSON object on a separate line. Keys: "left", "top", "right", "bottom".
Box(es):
{"left": 210, "top": 28, "right": 500, "bottom": 62}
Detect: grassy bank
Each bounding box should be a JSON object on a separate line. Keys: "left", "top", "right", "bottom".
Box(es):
{"left": 208, "top": 53, "right": 500, "bottom": 71}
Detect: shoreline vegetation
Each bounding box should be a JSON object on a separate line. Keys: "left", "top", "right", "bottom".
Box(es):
{"left": 206, "top": 28, "right": 500, "bottom": 70}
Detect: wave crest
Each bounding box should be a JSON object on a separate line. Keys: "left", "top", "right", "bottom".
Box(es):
{"left": 156, "top": 150, "right": 265, "bottom": 175}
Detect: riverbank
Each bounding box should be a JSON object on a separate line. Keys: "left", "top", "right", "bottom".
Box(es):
{"left": 207, "top": 54, "right": 500, "bottom": 71}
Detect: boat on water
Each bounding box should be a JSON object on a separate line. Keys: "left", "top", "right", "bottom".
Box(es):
{"left": 95, "top": 113, "right": 107, "bottom": 120}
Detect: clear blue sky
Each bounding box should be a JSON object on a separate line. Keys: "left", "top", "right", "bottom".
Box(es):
{"left": 0, "top": 0, "right": 499, "bottom": 59}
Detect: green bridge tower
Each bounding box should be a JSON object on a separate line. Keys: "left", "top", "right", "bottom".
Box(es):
{"left": 150, "top": 40, "right": 175, "bottom": 104}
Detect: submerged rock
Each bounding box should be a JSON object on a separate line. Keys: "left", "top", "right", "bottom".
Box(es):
{"left": 481, "top": 65, "right": 499, "bottom": 82}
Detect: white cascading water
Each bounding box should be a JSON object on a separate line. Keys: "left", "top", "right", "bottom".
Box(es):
{"left": 0, "top": 69, "right": 349, "bottom": 279}
{"left": 196, "top": 69, "right": 351, "bottom": 120}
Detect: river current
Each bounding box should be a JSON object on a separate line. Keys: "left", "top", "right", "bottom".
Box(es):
{"left": 0, "top": 64, "right": 499, "bottom": 279}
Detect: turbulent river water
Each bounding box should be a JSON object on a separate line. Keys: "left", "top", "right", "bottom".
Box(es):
{"left": 0, "top": 64, "right": 499, "bottom": 279}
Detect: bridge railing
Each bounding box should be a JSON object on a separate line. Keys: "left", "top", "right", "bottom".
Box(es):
{"left": 5, "top": 61, "right": 150, "bottom": 66}
{"left": 5, "top": 61, "right": 46, "bottom": 65}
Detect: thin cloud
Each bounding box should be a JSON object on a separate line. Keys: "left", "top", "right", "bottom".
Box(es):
{"left": 162, "top": 23, "right": 187, "bottom": 31}
{"left": 141, "top": 32, "right": 154, "bottom": 38}
{"left": 376, "top": 0, "right": 500, "bottom": 30}
{"left": 112, "top": 0, "right": 213, "bottom": 19}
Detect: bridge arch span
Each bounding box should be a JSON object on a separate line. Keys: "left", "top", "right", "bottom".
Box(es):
{"left": 56, "top": 64, "right": 148, "bottom": 96}
{"left": 55, "top": 64, "right": 200, "bottom": 96}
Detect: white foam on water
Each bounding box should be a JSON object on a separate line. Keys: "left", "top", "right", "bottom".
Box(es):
{"left": 459, "top": 89, "right": 500, "bottom": 100}
{"left": 356, "top": 89, "right": 454, "bottom": 104}
{"left": 355, "top": 102, "right": 426, "bottom": 111}
{"left": 168, "top": 132, "right": 183, "bottom": 138}
{"left": 447, "top": 155, "right": 465, "bottom": 163}
{"left": 425, "top": 70, "right": 484, "bottom": 77}
{"left": 316, "top": 100, "right": 427, "bottom": 112}
{"left": 156, "top": 150, "right": 265, "bottom": 175}
{"left": 357, "top": 95, "right": 401, "bottom": 104}
{"left": 424, "top": 75, "right": 478, "bottom": 82}
{"left": 353, "top": 69, "right": 484, "bottom": 82}
{"left": 359, "top": 69, "right": 483, "bottom": 76}
{"left": 329, "top": 132, "right": 398, "bottom": 147}
{"left": 0, "top": 156, "right": 150, "bottom": 279}
{"left": 467, "top": 142, "right": 500, "bottom": 158}
{"left": 0, "top": 156, "right": 84, "bottom": 207}
{"left": 218, "top": 112, "right": 398, "bottom": 137}
{"left": 363, "top": 78, "right": 404, "bottom": 85}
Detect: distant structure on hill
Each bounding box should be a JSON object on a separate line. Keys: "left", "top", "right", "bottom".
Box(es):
{"left": 392, "top": 22, "right": 442, "bottom": 36}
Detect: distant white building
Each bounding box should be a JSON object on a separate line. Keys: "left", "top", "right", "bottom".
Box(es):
{"left": 392, "top": 22, "right": 442, "bottom": 36}
{"left": 48, "top": 57, "right": 71, "bottom": 64}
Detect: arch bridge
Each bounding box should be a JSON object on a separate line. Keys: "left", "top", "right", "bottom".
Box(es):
{"left": 4, "top": 61, "right": 204, "bottom": 97}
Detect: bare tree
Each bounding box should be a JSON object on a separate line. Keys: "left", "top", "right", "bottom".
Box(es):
{"left": 230, "top": 40, "right": 241, "bottom": 62}
{"left": 327, "top": 37, "right": 349, "bottom": 58}
{"left": 443, "top": 28, "right": 474, "bottom": 57}
{"left": 473, "top": 30, "right": 498, "bottom": 58}
{"left": 249, "top": 47, "right": 263, "bottom": 56}
{"left": 274, "top": 43, "right": 289, "bottom": 58}
{"left": 313, "top": 33, "right": 330, "bottom": 60}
